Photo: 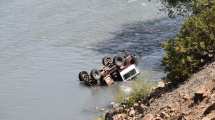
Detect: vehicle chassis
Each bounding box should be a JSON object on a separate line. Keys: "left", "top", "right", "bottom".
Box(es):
{"left": 79, "top": 52, "right": 139, "bottom": 86}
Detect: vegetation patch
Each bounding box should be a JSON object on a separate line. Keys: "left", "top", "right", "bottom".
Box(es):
{"left": 115, "top": 74, "right": 154, "bottom": 107}
{"left": 162, "top": 0, "right": 215, "bottom": 83}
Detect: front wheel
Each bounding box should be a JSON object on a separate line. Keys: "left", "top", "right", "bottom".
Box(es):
{"left": 90, "top": 69, "right": 101, "bottom": 81}
{"left": 113, "top": 55, "right": 126, "bottom": 67}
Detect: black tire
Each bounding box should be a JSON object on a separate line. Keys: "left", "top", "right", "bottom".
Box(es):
{"left": 113, "top": 55, "right": 126, "bottom": 67}
{"left": 84, "top": 78, "right": 97, "bottom": 86}
{"left": 130, "top": 55, "right": 138, "bottom": 65}
{"left": 90, "top": 69, "right": 101, "bottom": 81}
{"left": 102, "top": 56, "right": 113, "bottom": 67}
{"left": 79, "top": 71, "right": 90, "bottom": 82}
{"left": 84, "top": 80, "right": 92, "bottom": 86}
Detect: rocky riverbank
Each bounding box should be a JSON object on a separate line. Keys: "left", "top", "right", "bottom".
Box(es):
{"left": 105, "top": 61, "right": 215, "bottom": 120}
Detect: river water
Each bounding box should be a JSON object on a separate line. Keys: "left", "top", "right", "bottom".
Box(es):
{"left": 0, "top": 0, "right": 182, "bottom": 120}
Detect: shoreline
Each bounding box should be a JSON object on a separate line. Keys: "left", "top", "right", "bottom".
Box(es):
{"left": 104, "top": 61, "right": 215, "bottom": 120}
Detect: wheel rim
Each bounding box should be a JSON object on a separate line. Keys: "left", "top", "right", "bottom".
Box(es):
{"left": 114, "top": 55, "right": 125, "bottom": 67}
{"left": 90, "top": 69, "right": 101, "bottom": 81}
{"left": 102, "top": 56, "right": 113, "bottom": 67}
{"left": 79, "top": 71, "right": 89, "bottom": 81}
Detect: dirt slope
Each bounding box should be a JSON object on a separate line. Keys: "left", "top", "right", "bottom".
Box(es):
{"left": 107, "top": 62, "right": 215, "bottom": 120}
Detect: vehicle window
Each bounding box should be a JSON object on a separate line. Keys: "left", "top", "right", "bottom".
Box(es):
{"left": 123, "top": 69, "right": 136, "bottom": 80}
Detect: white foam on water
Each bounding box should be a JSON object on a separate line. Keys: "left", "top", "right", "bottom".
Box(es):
{"left": 120, "top": 85, "right": 132, "bottom": 95}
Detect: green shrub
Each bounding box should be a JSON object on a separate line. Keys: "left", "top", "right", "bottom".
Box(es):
{"left": 125, "top": 80, "right": 153, "bottom": 106}
{"left": 162, "top": 0, "right": 215, "bottom": 83}
{"left": 160, "top": 0, "right": 193, "bottom": 17}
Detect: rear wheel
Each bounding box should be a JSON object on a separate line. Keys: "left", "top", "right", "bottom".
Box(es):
{"left": 102, "top": 56, "right": 113, "bottom": 67}
{"left": 90, "top": 69, "right": 101, "bottom": 81}
{"left": 113, "top": 55, "right": 126, "bottom": 67}
{"left": 79, "top": 71, "right": 90, "bottom": 82}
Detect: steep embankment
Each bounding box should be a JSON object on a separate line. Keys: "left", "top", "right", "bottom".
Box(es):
{"left": 106, "top": 61, "right": 215, "bottom": 120}
{"left": 141, "top": 61, "right": 215, "bottom": 120}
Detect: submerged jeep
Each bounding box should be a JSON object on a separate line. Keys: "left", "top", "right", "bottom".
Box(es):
{"left": 79, "top": 52, "right": 140, "bottom": 86}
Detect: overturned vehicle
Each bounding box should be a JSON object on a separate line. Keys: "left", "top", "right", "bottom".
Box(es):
{"left": 79, "top": 52, "right": 140, "bottom": 86}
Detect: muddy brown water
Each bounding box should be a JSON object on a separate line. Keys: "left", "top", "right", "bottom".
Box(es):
{"left": 0, "top": 0, "right": 182, "bottom": 120}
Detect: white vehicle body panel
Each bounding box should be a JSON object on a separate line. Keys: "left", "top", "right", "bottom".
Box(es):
{"left": 119, "top": 64, "right": 140, "bottom": 81}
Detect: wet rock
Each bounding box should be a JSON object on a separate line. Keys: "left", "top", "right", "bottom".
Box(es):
{"left": 157, "top": 81, "right": 165, "bottom": 88}
{"left": 105, "top": 112, "right": 114, "bottom": 120}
